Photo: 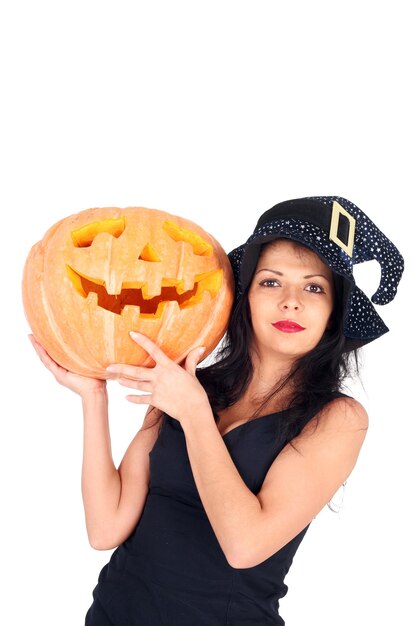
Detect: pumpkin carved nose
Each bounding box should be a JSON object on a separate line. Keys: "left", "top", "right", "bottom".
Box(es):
{"left": 139, "top": 243, "right": 161, "bottom": 262}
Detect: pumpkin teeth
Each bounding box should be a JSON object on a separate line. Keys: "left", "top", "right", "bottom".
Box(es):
{"left": 161, "top": 278, "right": 185, "bottom": 294}
{"left": 139, "top": 300, "right": 180, "bottom": 320}
{"left": 66, "top": 266, "right": 220, "bottom": 318}
{"left": 180, "top": 288, "right": 211, "bottom": 309}
{"left": 86, "top": 292, "right": 98, "bottom": 306}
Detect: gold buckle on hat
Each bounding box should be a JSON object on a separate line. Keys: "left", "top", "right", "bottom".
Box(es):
{"left": 329, "top": 200, "right": 356, "bottom": 257}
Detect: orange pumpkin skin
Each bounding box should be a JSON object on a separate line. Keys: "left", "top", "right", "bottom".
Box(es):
{"left": 22, "top": 207, "right": 234, "bottom": 378}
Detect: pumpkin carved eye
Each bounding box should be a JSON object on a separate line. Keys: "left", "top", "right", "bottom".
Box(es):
{"left": 163, "top": 220, "right": 213, "bottom": 256}
{"left": 71, "top": 218, "right": 125, "bottom": 247}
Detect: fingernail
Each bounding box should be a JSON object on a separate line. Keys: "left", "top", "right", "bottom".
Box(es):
{"left": 106, "top": 365, "right": 117, "bottom": 372}
{"left": 199, "top": 347, "right": 206, "bottom": 356}
{"left": 129, "top": 331, "right": 140, "bottom": 337}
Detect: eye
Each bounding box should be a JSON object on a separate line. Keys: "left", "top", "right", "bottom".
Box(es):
{"left": 305, "top": 283, "right": 325, "bottom": 294}
{"left": 259, "top": 278, "right": 281, "bottom": 288}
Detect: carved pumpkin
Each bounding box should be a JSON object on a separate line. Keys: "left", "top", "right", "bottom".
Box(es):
{"left": 23, "top": 207, "right": 234, "bottom": 378}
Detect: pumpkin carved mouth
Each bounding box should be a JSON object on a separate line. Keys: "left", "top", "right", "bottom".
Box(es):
{"left": 66, "top": 265, "right": 223, "bottom": 318}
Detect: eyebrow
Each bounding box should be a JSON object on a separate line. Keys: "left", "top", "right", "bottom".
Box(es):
{"left": 255, "top": 269, "right": 331, "bottom": 282}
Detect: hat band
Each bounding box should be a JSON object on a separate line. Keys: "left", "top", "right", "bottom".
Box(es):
{"left": 256, "top": 199, "right": 356, "bottom": 258}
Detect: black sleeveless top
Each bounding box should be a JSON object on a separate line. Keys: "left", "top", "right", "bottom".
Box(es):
{"left": 87, "top": 401, "right": 341, "bottom": 625}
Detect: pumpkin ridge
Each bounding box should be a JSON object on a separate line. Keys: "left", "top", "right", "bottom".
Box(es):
{"left": 39, "top": 272, "right": 104, "bottom": 371}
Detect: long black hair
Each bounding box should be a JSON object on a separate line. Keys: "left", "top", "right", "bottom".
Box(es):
{"left": 197, "top": 248, "right": 360, "bottom": 446}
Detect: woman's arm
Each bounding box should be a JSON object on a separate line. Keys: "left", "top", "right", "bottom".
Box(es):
{"left": 29, "top": 336, "right": 161, "bottom": 551}
{"left": 82, "top": 396, "right": 161, "bottom": 550}
{"left": 183, "top": 396, "right": 368, "bottom": 568}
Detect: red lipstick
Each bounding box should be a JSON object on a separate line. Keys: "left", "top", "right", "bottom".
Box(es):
{"left": 272, "top": 320, "right": 305, "bottom": 333}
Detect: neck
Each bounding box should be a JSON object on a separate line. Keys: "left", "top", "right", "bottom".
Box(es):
{"left": 244, "top": 349, "right": 296, "bottom": 413}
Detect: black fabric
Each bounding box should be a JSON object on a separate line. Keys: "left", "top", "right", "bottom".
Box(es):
{"left": 85, "top": 399, "right": 342, "bottom": 625}
{"left": 256, "top": 198, "right": 350, "bottom": 245}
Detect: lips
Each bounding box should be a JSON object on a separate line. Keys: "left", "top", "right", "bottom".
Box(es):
{"left": 272, "top": 320, "right": 305, "bottom": 333}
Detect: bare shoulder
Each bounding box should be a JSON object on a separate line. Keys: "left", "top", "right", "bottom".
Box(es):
{"left": 325, "top": 395, "right": 368, "bottom": 425}
{"left": 280, "top": 395, "right": 369, "bottom": 483}
{"left": 250, "top": 395, "right": 369, "bottom": 563}
{"left": 300, "top": 395, "right": 368, "bottom": 439}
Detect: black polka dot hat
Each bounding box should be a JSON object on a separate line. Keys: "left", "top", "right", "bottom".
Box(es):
{"left": 228, "top": 196, "right": 404, "bottom": 349}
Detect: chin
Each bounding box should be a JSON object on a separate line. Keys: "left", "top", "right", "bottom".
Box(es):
{"left": 270, "top": 337, "right": 321, "bottom": 361}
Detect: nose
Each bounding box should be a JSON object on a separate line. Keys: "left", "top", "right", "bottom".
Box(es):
{"left": 279, "top": 287, "right": 303, "bottom": 312}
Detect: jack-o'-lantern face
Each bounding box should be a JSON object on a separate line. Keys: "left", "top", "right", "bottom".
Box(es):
{"left": 22, "top": 207, "right": 234, "bottom": 377}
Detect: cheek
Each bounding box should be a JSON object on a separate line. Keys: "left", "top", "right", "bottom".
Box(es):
{"left": 248, "top": 293, "right": 270, "bottom": 325}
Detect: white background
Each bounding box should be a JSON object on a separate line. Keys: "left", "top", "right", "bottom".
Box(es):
{"left": 1, "top": 1, "right": 415, "bottom": 624}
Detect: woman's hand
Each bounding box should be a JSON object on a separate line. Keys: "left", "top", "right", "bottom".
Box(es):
{"left": 29, "top": 335, "right": 106, "bottom": 397}
{"left": 106, "top": 331, "right": 210, "bottom": 424}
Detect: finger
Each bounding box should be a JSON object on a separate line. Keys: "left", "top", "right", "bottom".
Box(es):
{"left": 126, "top": 393, "right": 153, "bottom": 405}
{"left": 29, "top": 335, "right": 53, "bottom": 363}
{"left": 184, "top": 347, "right": 206, "bottom": 376}
{"left": 29, "top": 334, "right": 48, "bottom": 358}
{"left": 28, "top": 334, "right": 38, "bottom": 347}
{"left": 129, "top": 331, "right": 172, "bottom": 366}
{"left": 117, "top": 378, "right": 153, "bottom": 392}
{"left": 106, "top": 363, "right": 153, "bottom": 381}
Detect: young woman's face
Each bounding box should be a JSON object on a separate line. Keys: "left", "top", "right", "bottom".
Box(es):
{"left": 248, "top": 239, "right": 335, "bottom": 364}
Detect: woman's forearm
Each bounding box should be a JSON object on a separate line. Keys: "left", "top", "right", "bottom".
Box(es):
{"left": 81, "top": 388, "right": 121, "bottom": 547}
{"left": 183, "top": 411, "right": 263, "bottom": 568}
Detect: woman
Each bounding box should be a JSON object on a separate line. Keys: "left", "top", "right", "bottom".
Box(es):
{"left": 30, "top": 196, "right": 403, "bottom": 625}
